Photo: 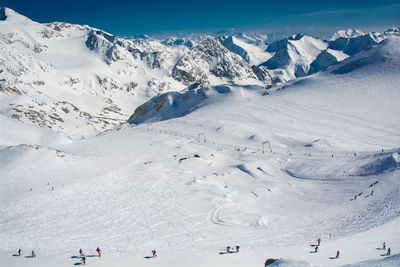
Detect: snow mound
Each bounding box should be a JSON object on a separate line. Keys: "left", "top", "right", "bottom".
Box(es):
{"left": 269, "top": 259, "right": 312, "bottom": 267}
{"left": 128, "top": 84, "right": 207, "bottom": 124}
{"left": 128, "top": 84, "right": 265, "bottom": 124}
{"left": 341, "top": 253, "right": 400, "bottom": 267}
{"left": 351, "top": 151, "right": 400, "bottom": 176}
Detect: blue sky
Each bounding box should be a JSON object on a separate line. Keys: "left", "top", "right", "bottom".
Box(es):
{"left": 3, "top": 0, "right": 400, "bottom": 36}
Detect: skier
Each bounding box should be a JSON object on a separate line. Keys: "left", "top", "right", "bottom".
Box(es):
{"left": 317, "top": 238, "right": 321, "bottom": 246}
{"left": 383, "top": 242, "right": 386, "bottom": 250}
{"left": 387, "top": 248, "right": 391, "bottom": 256}
{"left": 226, "top": 246, "right": 230, "bottom": 253}
{"left": 315, "top": 246, "right": 318, "bottom": 253}
{"left": 31, "top": 250, "right": 36, "bottom": 258}
{"left": 152, "top": 250, "right": 157, "bottom": 257}
{"left": 336, "top": 250, "right": 340, "bottom": 258}
{"left": 235, "top": 245, "right": 240, "bottom": 253}
{"left": 79, "top": 248, "right": 83, "bottom": 256}
{"left": 17, "top": 248, "right": 22, "bottom": 256}
{"left": 96, "top": 247, "right": 101, "bottom": 257}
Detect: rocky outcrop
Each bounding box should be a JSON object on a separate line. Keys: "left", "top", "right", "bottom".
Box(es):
{"left": 0, "top": 7, "right": 7, "bottom": 21}
{"left": 172, "top": 37, "right": 258, "bottom": 85}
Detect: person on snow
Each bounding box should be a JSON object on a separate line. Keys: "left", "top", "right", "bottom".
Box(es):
{"left": 79, "top": 248, "right": 83, "bottom": 256}
{"left": 96, "top": 247, "right": 101, "bottom": 257}
{"left": 387, "top": 248, "right": 391, "bottom": 256}
{"left": 226, "top": 246, "right": 230, "bottom": 253}
{"left": 383, "top": 242, "right": 386, "bottom": 250}
{"left": 81, "top": 255, "right": 86, "bottom": 264}
{"left": 31, "top": 250, "right": 36, "bottom": 258}
{"left": 17, "top": 248, "right": 22, "bottom": 256}
{"left": 152, "top": 250, "right": 157, "bottom": 257}
{"left": 317, "top": 238, "right": 321, "bottom": 246}
{"left": 315, "top": 246, "right": 318, "bottom": 253}
{"left": 336, "top": 250, "right": 340, "bottom": 258}
{"left": 235, "top": 245, "right": 240, "bottom": 253}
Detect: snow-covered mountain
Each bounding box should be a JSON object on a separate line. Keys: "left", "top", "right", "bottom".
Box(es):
{"left": 1, "top": 7, "right": 398, "bottom": 140}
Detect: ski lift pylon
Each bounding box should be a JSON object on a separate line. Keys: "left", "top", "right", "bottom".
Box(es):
{"left": 262, "top": 141, "right": 272, "bottom": 154}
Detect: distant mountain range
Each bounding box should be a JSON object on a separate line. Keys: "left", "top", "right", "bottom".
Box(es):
{"left": 0, "top": 7, "right": 399, "bottom": 138}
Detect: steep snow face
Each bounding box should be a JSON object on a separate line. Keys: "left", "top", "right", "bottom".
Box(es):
{"left": 309, "top": 49, "right": 349, "bottom": 74}
{"left": 172, "top": 37, "right": 263, "bottom": 86}
{"left": 261, "top": 34, "right": 328, "bottom": 80}
{"left": 218, "top": 35, "right": 250, "bottom": 63}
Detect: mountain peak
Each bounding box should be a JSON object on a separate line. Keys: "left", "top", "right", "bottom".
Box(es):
{"left": 330, "top": 29, "right": 364, "bottom": 40}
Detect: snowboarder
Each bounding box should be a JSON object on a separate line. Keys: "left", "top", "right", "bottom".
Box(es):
{"left": 387, "top": 248, "right": 391, "bottom": 256}
{"left": 96, "top": 247, "right": 101, "bottom": 257}
{"left": 79, "top": 248, "right": 83, "bottom": 256}
{"left": 315, "top": 246, "right": 318, "bottom": 253}
{"left": 226, "top": 246, "right": 230, "bottom": 253}
{"left": 317, "top": 238, "right": 321, "bottom": 246}
{"left": 31, "top": 250, "right": 36, "bottom": 258}
{"left": 336, "top": 250, "right": 340, "bottom": 258}
{"left": 17, "top": 248, "right": 21, "bottom": 256}
{"left": 152, "top": 250, "right": 157, "bottom": 257}
{"left": 383, "top": 242, "right": 386, "bottom": 250}
{"left": 235, "top": 245, "right": 240, "bottom": 253}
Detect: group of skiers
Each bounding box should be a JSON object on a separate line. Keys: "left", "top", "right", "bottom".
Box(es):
{"left": 13, "top": 241, "right": 392, "bottom": 263}
{"left": 310, "top": 239, "right": 392, "bottom": 259}
{"left": 14, "top": 249, "right": 36, "bottom": 258}
{"left": 225, "top": 245, "right": 240, "bottom": 253}
{"left": 77, "top": 247, "right": 101, "bottom": 264}
{"left": 382, "top": 242, "right": 391, "bottom": 256}
{"left": 312, "top": 238, "right": 339, "bottom": 259}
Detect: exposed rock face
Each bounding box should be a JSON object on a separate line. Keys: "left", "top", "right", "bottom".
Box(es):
{"left": 218, "top": 36, "right": 250, "bottom": 63}
{"left": 172, "top": 37, "right": 258, "bottom": 86}
{"left": 128, "top": 84, "right": 208, "bottom": 124}
{"left": 328, "top": 34, "right": 379, "bottom": 56}
{"left": 251, "top": 65, "right": 273, "bottom": 83}
{"left": 309, "top": 50, "right": 339, "bottom": 74}
{"left": 0, "top": 7, "right": 7, "bottom": 21}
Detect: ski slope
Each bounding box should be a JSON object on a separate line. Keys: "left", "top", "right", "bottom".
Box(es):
{"left": 1, "top": 32, "right": 400, "bottom": 267}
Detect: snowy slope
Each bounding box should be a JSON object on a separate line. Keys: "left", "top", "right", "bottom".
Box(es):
{"left": 1, "top": 28, "right": 400, "bottom": 267}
